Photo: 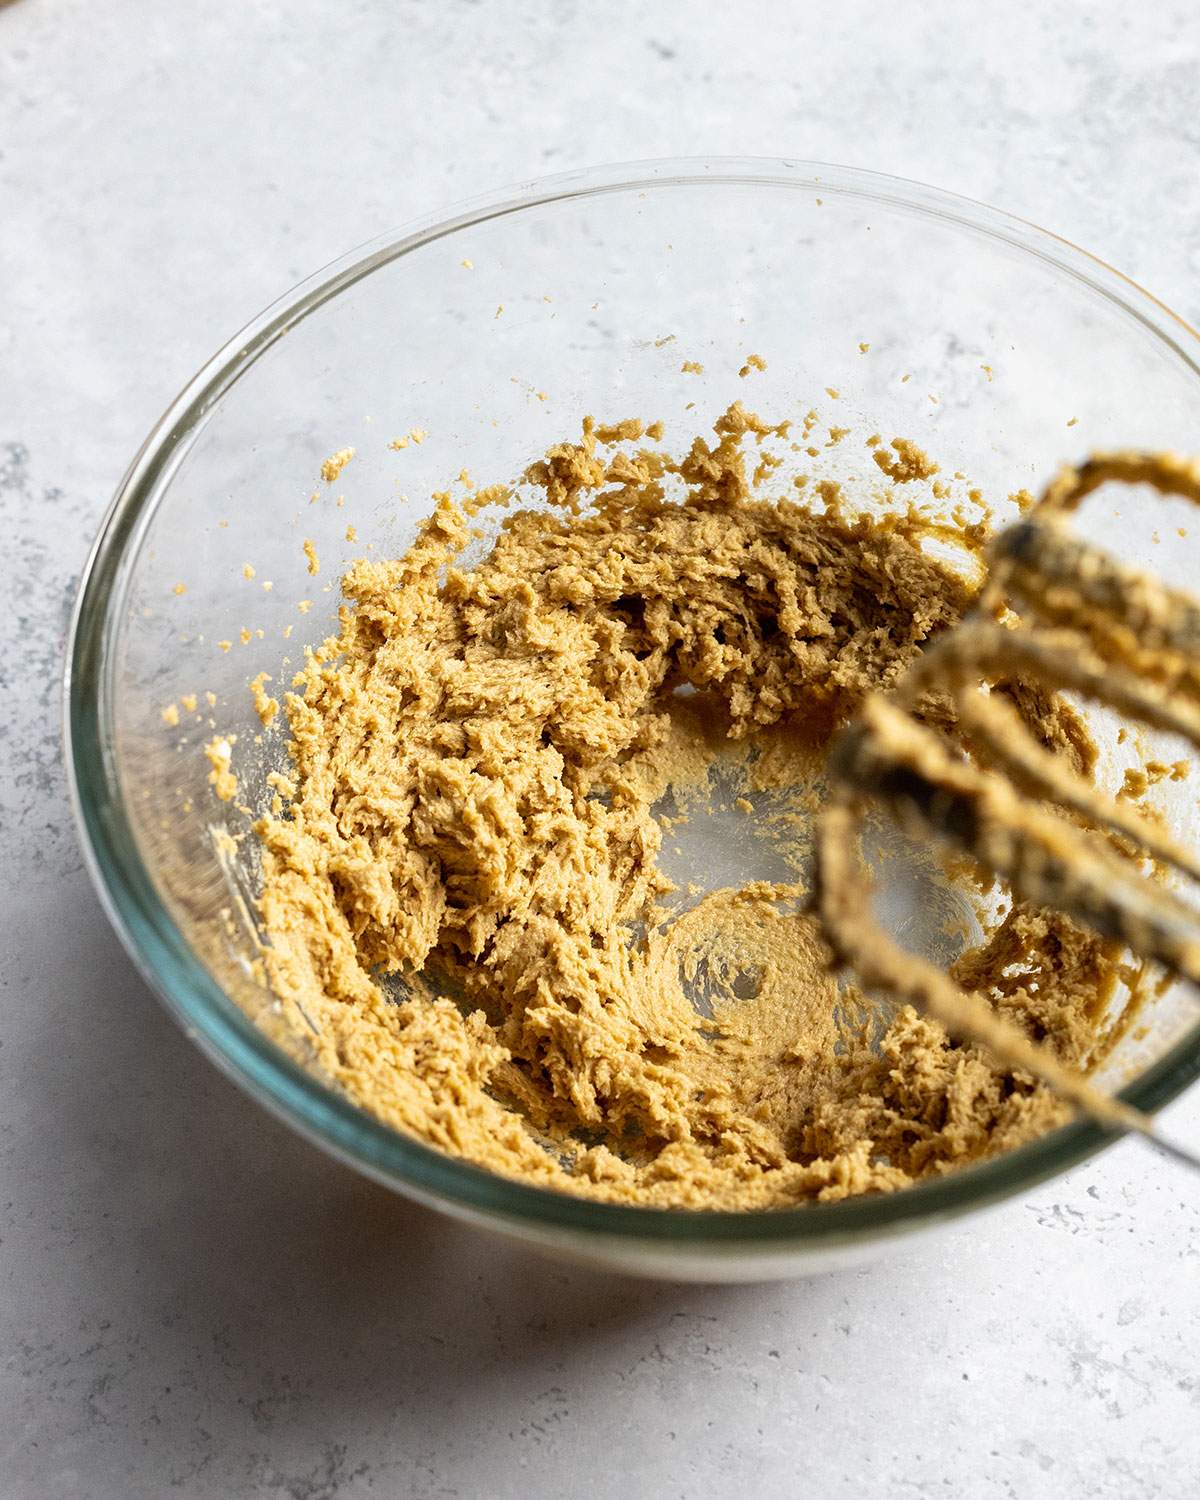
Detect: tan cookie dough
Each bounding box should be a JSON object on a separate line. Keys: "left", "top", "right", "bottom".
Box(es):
{"left": 252, "top": 406, "right": 1123, "bottom": 1209}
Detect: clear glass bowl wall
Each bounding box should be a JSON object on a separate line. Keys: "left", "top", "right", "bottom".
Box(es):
{"left": 68, "top": 160, "right": 1200, "bottom": 1279}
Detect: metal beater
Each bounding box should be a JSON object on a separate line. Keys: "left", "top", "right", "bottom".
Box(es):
{"left": 816, "top": 453, "right": 1200, "bottom": 1169}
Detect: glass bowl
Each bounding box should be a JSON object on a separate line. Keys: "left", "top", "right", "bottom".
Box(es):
{"left": 66, "top": 158, "right": 1200, "bottom": 1281}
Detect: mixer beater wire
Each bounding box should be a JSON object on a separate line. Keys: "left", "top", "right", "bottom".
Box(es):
{"left": 816, "top": 453, "right": 1200, "bottom": 1172}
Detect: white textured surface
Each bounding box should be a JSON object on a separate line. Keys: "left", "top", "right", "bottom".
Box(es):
{"left": 3, "top": 1, "right": 1200, "bottom": 1494}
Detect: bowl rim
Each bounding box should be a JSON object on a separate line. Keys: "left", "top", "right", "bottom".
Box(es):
{"left": 64, "top": 155, "right": 1200, "bottom": 1253}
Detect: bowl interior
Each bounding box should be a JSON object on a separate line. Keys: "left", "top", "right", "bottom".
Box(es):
{"left": 75, "top": 161, "right": 1200, "bottom": 1260}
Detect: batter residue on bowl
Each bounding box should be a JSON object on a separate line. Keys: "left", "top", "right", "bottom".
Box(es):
{"left": 251, "top": 404, "right": 1125, "bottom": 1209}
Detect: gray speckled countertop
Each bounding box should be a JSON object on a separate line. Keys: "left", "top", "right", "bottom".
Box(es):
{"left": 2, "top": 3, "right": 1199, "bottom": 1495}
